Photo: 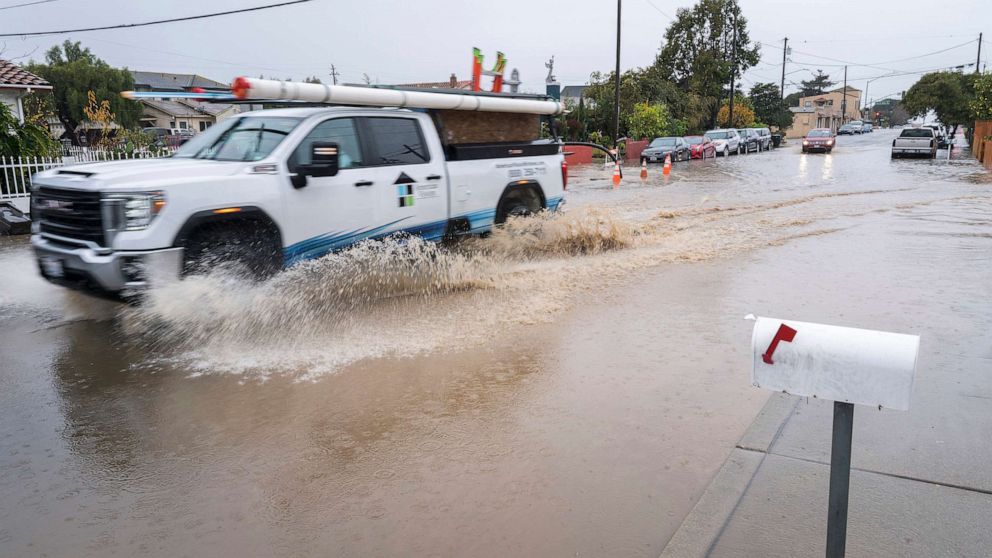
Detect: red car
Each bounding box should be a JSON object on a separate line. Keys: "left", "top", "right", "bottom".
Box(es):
{"left": 802, "top": 128, "right": 835, "bottom": 153}
{"left": 685, "top": 135, "right": 716, "bottom": 159}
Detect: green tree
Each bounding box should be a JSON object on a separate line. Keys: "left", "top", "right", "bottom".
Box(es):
{"left": 902, "top": 71, "right": 976, "bottom": 136}
{"left": 25, "top": 41, "right": 142, "bottom": 143}
{"left": 749, "top": 82, "right": 792, "bottom": 130}
{"left": 799, "top": 70, "right": 834, "bottom": 97}
{"left": 971, "top": 72, "right": 992, "bottom": 120}
{"left": 653, "top": 0, "right": 760, "bottom": 129}
{"left": 0, "top": 102, "right": 59, "bottom": 158}
{"left": 583, "top": 68, "right": 687, "bottom": 140}
{"left": 627, "top": 102, "right": 674, "bottom": 139}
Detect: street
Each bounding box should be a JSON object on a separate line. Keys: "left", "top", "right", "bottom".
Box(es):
{"left": 2, "top": 130, "right": 990, "bottom": 557}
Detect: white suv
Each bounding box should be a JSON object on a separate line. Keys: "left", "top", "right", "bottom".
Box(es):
{"left": 704, "top": 129, "right": 742, "bottom": 156}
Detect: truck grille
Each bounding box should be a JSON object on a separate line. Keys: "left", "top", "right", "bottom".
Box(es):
{"left": 34, "top": 186, "right": 105, "bottom": 246}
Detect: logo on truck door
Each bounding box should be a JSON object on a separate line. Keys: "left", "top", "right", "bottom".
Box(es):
{"left": 395, "top": 172, "right": 415, "bottom": 207}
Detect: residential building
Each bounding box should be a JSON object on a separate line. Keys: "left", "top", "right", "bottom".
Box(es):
{"left": 129, "top": 71, "right": 238, "bottom": 132}
{"left": 138, "top": 98, "right": 239, "bottom": 132}
{"left": 788, "top": 85, "right": 863, "bottom": 138}
{"left": 0, "top": 59, "right": 52, "bottom": 124}
{"left": 561, "top": 85, "right": 589, "bottom": 105}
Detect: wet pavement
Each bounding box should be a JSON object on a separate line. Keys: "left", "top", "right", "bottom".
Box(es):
{"left": 1, "top": 130, "right": 990, "bottom": 557}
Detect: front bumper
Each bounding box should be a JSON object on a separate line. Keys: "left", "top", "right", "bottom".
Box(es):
{"left": 32, "top": 234, "right": 183, "bottom": 296}
{"left": 803, "top": 143, "right": 833, "bottom": 151}
{"left": 641, "top": 151, "right": 669, "bottom": 162}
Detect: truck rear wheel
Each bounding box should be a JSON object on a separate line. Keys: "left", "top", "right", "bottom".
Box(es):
{"left": 182, "top": 223, "right": 282, "bottom": 280}
{"left": 495, "top": 186, "right": 544, "bottom": 225}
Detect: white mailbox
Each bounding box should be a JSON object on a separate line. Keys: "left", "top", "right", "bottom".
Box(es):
{"left": 750, "top": 316, "right": 920, "bottom": 411}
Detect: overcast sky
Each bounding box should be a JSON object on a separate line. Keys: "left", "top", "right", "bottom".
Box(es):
{"left": 1, "top": 0, "right": 989, "bottom": 105}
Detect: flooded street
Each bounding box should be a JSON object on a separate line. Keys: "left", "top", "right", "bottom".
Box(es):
{"left": 1, "top": 130, "right": 990, "bottom": 557}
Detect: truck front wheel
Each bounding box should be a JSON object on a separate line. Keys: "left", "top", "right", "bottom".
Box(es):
{"left": 182, "top": 223, "right": 282, "bottom": 280}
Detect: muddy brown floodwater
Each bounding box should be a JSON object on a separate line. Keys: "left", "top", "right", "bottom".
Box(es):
{"left": 1, "top": 131, "right": 990, "bottom": 557}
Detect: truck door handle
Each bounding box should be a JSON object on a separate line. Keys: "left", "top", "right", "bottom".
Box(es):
{"left": 425, "top": 174, "right": 442, "bottom": 181}
{"left": 354, "top": 180, "right": 374, "bottom": 187}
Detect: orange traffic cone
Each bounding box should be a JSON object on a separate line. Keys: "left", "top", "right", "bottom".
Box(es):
{"left": 663, "top": 153, "right": 672, "bottom": 176}
{"left": 640, "top": 159, "right": 648, "bottom": 181}
{"left": 612, "top": 159, "right": 622, "bottom": 187}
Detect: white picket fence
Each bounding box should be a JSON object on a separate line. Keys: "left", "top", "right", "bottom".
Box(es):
{"left": 1, "top": 149, "right": 172, "bottom": 212}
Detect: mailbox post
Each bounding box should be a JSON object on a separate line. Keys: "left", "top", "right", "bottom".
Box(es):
{"left": 749, "top": 316, "right": 919, "bottom": 558}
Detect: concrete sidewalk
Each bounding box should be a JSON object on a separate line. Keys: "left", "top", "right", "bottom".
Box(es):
{"left": 662, "top": 364, "right": 992, "bottom": 558}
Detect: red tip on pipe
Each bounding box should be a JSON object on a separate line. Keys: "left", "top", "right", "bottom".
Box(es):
{"left": 231, "top": 77, "right": 251, "bottom": 100}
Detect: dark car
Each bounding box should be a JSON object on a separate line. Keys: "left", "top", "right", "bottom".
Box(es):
{"left": 685, "top": 135, "right": 716, "bottom": 159}
{"left": 737, "top": 128, "right": 761, "bottom": 153}
{"left": 641, "top": 136, "right": 690, "bottom": 163}
{"left": 802, "top": 128, "right": 835, "bottom": 153}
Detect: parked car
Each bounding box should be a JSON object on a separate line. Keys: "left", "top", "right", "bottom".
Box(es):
{"left": 848, "top": 120, "right": 864, "bottom": 134}
{"left": 737, "top": 128, "right": 763, "bottom": 153}
{"left": 641, "top": 136, "right": 690, "bottom": 163}
{"left": 704, "top": 129, "right": 741, "bottom": 156}
{"left": 891, "top": 127, "right": 937, "bottom": 158}
{"left": 750, "top": 127, "right": 773, "bottom": 150}
{"left": 801, "top": 128, "right": 835, "bottom": 154}
{"left": 860, "top": 123, "right": 873, "bottom": 133}
{"left": 685, "top": 135, "right": 716, "bottom": 159}
{"left": 837, "top": 123, "right": 860, "bottom": 135}
{"left": 926, "top": 124, "right": 949, "bottom": 149}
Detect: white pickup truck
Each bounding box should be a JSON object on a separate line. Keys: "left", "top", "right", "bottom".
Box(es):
{"left": 891, "top": 127, "right": 937, "bottom": 159}
{"left": 31, "top": 100, "right": 567, "bottom": 298}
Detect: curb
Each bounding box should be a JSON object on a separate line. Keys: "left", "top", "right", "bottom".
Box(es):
{"left": 659, "top": 393, "right": 799, "bottom": 557}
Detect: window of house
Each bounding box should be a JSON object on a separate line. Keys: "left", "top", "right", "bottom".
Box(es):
{"left": 364, "top": 117, "right": 429, "bottom": 165}
{"left": 200, "top": 121, "right": 211, "bottom": 132}
{"left": 804, "top": 101, "right": 812, "bottom": 108}
{"left": 292, "top": 118, "right": 364, "bottom": 170}
{"left": 179, "top": 121, "right": 188, "bottom": 129}
{"left": 169, "top": 121, "right": 176, "bottom": 128}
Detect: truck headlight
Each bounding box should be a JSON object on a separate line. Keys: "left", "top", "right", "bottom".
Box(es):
{"left": 105, "top": 192, "right": 166, "bottom": 231}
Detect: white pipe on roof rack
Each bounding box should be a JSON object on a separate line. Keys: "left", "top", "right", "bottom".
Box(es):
{"left": 231, "top": 77, "right": 565, "bottom": 115}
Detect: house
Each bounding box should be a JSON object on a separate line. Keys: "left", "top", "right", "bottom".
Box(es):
{"left": 788, "top": 86, "right": 862, "bottom": 138}
{"left": 0, "top": 59, "right": 52, "bottom": 124}
{"left": 131, "top": 71, "right": 229, "bottom": 93}
{"left": 138, "top": 98, "right": 239, "bottom": 132}
{"left": 129, "top": 71, "right": 238, "bottom": 132}
{"left": 561, "top": 85, "right": 589, "bottom": 105}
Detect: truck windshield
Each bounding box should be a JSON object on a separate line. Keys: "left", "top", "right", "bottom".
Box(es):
{"left": 174, "top": 116, "right": 302, "bottom": 161}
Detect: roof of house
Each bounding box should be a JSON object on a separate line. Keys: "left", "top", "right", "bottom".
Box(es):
{"left": 829, "top": 85, "right": 861, "bottom": 93}
{"left": 561, "top": 85, "right": 589, "bottom": 98}
{"left": 140, "top": 98, "right": 236, "bottom": 117}
{"left": 131, "top": 71, "right": 229, "bottom": 91}
{"left": 0, "top": 59, "right": 51, "bottom": 89}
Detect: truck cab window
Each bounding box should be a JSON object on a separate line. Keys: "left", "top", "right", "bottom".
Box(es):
{"left": 293, "top": 118, "right": 364, "bottom": 170}
{"left": 366, "top": 117, "right": 429, "bottom": 165}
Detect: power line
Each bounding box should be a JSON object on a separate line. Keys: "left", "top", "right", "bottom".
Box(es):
{"left": 0, "top": 0, "right": 314, "bottom": 37}
{"left": 642, "top": 0, "right": 674, "bottom": 21}
{"left": 0, "top": 0, "right": 58, "bottom": 11}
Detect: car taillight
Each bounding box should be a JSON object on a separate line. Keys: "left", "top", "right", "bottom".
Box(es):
{"left": 561, "top": 159, "right": 568, "bottom": 190}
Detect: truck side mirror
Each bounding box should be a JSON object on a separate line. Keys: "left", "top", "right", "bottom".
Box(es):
{"left": 303, "top": 141, "right": 340, "bottom": 178}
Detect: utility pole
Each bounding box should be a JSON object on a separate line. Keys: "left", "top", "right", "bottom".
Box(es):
{"left": 841, "top": 65, "right": 847, "bottom": 124}
{"left": 330, "top": 64, "right": 339, "bottom": 85}
{"left": 728, "top": 11, "right": 738, "bottom": 127}
{"left": 613, "top": 0, "right": 622, "bottom": 148}
{"left": 780, "top": 37, "right": 788, "bottom": 99}
{"left": 977, "top": 33, "right": 983, "bottom": 74}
